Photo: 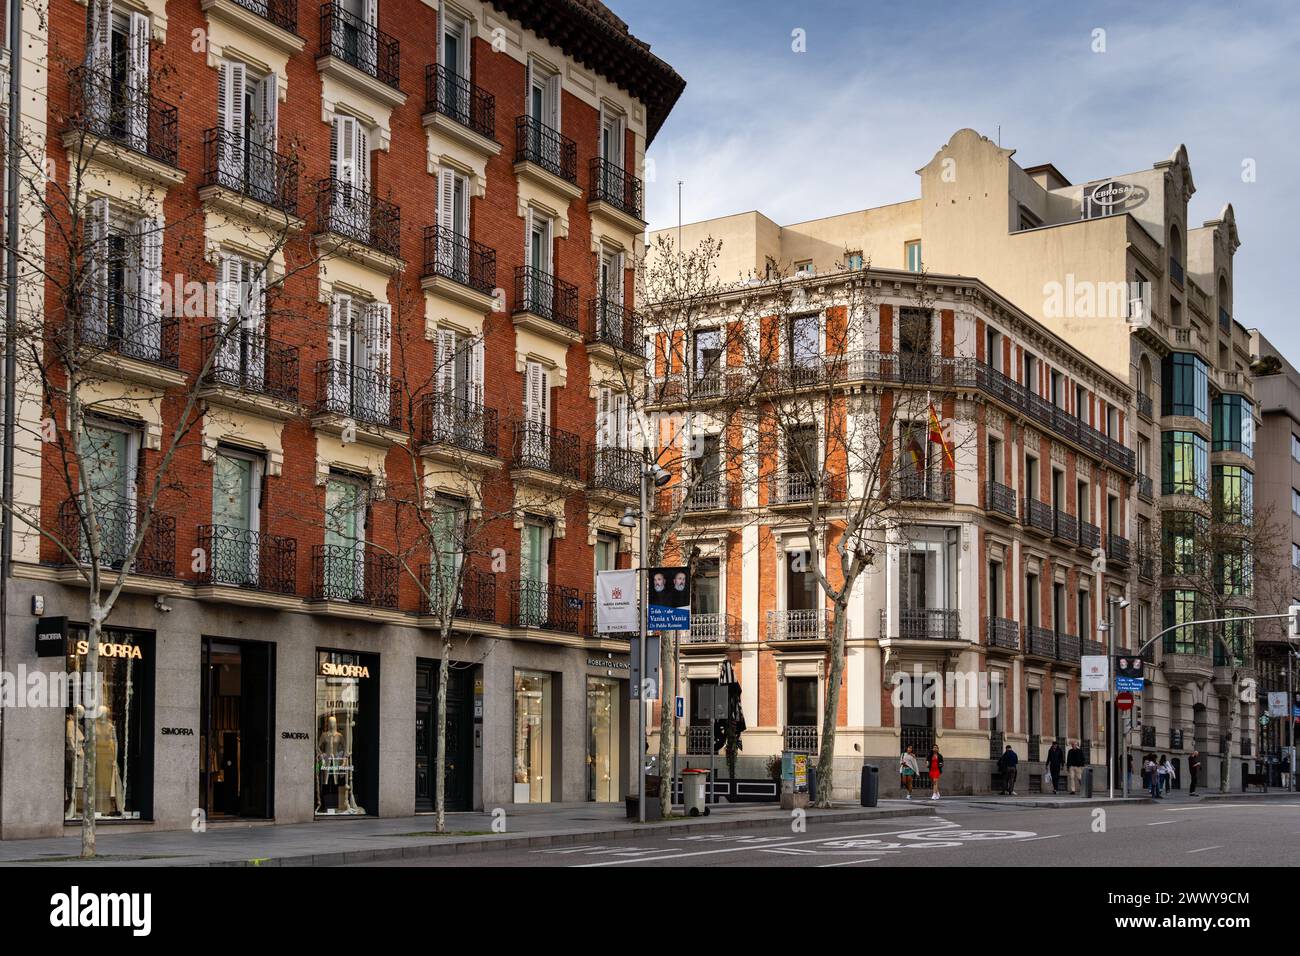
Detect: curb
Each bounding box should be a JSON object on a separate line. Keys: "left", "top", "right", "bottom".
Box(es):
{"left": 206, "top": 804, "right": 940, "bottom": 867}
{"left": 964, "top": 796, "right": 1152, "bottom": 810}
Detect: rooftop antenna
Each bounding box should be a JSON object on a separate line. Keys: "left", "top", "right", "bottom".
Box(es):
{"left": 997, "top": 125, "right": 1001, "bottom": 147}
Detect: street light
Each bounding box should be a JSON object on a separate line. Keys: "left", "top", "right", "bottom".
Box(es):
{"left": 1099, "top": 596, "right": 1129, "bottom": 800}
{"left": 631, "top": 460, "right": 672, "bottom": 824}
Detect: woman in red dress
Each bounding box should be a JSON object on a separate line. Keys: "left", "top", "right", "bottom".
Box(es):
{"left": 929, "top": 747, "right": 943, "bottom": 800}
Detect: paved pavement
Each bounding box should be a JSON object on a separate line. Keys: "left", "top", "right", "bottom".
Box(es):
{"left": 0, "top": 789, "right": 1289, "bottom": 866}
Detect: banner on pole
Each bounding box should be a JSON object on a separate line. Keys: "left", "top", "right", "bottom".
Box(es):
{"left": 595, "top": 569, "right": 638, "bottom": 634}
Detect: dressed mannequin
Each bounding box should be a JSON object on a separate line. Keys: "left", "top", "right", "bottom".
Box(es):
{"left": 317, "top": 714, "right": 348, "bottom": 812}
{"left": 65, "top": 712, "right": 85, "bottom": 819}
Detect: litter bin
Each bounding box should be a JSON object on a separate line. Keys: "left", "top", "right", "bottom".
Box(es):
{"left": 860, "top": 764, "right": 879, "bottom": 807}
{"left": 681, "top": 768, "right": 711, "bottom": 816}
{"left": 1082, "top": 766, "right": 1093, "bottom": 798}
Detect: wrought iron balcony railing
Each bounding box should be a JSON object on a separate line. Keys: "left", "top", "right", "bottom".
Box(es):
{"left": 767, "top": 608, "right": 832, "bottom": 642}
{"left": 1055, "top": 632, "right": 1081, "bottom": 664}
{"left": 1053, "top": 509, "right": 1078, "bottom": 544}
{"left": 1079, "top": 521, "right": 1101, "bottom": 553}
{"left": 202, "top": 127, "right": 299, "bottom": 216}
{"left": 72, "top": 301, "right": 181, "bottom": 370}
{"left": 588, "top": 445, "right": 640, "bottom": 497}
{"left": 1169, "top": 255, "right": 1184, "bottom": 289}
{"left": 783, "top": 725, "right": 818, "bottom": 755}
{"left": 316, "top": 178, "right": 401, "bottom": 259}
{"left": 891, "top": 471, "right": 953, "bottom": 503}
{"left": 1137, "top": 392, "right": 1153, "bottom": 418}
{"left": 510, "top": 419, "right": 583, "bottom": 481}
{"left": 587, "top": 298, "right": 642, "bottom": 354}
{"left": 659, "top": 477, "right": 733, "bottom": 513}
{"left": 197, "top": 523, "right": 296, "bottom": 594}
{"left": 768, "top": 471, "right": 845, "bottom": 506}
{"left": 230, "top": 0, "right": 297, "bottom": 33}
{"left": 419, "top": 565, "right": 496, "bottom": 622}
{"left": 1026, "top": 625, "right": 1057, "bottom": 658}
{"left": 1137, "top": 473, "right": 1153, "bottom": 501}
{"left": 687, "top": 724, "right": 714, "bottom": 756}
{"left": 513, "top": 266, "right": 578, "bottom": 331}
{"left": 1023, "top": 497, "right": 1054, "bottom": 534}
{"left": 686, "top": 612, "right": 742, "bottom": 644}
{"left": 589, "top": 157, "right": 643, "bottom": 219}
{"left": 422, "top": 225, "right": 495, "bottom": 296}
{"left": 68, "top": 64, "right": 179, "bottom": 166}
{"left": 884, "top": 607, "right": 961, "bottom": 641}
{"left": 985, "top": 479, "right": 1018, "bottom": 519}
{"left": 58, "top": 497, "right": 175, "bottom": 577}
{"left": 1108, "top": 533, "right": 1131, "bottom": 565}
{"left": 200, "top": 323, "right": 299, "bottom": 403}
{"left": 314, "top": 359, "right": 402, "bottom": 430}
{"left": 416, "top": 393, "right": 498, "bottom": 457}
{"left": 514, "top": 115, "right": 577, "bottom": 183}
{"left": 311, "top": 544, "right": 398, "bottom": 607}
{"left": 424, "top": 63, "right": 494, "bottom": 140}
{"left": 988, "top": 616, "right": 1020, "bottom": 650}
{"left": 510, "top": 579, "right": 583, "bottom": 633}
{"left": 320, "top": 3, "right": 400, "bottom": 89}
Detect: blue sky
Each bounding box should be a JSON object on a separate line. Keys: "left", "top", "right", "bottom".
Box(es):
{"left": 615, "top": 0, "right": 1300, "bottom": 358}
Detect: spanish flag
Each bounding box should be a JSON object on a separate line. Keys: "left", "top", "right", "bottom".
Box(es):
{"left": 928, "top": 402, "right": 954, "bottom": 469}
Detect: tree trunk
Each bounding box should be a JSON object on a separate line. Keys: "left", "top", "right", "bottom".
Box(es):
{"left": 814, "top": 597, "right": 850, "bottom": 807}
{"left": 80, "top": 604, "right": 100, "bottom": 858}
{"left": 656, "top": 626, "right": 675, "bottom": 808}
{"left": 434, "top": 635, "right": 451, "bottom": 832}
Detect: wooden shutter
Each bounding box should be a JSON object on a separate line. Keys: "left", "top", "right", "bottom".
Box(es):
{"left": 214, "top": 255, "right": 242, "bottom": 372}
{"left": 354, "top": 123, "right": 370, "bottom": 193}
{"left": 134, "top": 217, "right": 163, "bottom": 354}
{"left": 437, "top": 167, "right": 455, "bottom": 234}
{"left": 436, "top": 328, "right": 457, "bottom": 395}
{"left": 127, "top": 13, "right": 150, "bottom": 142}
{"left": 244, "top": 259, "right": 266, "bottom": 389}
{"left": 471, "top": 337, "right": 484, "bottom": 406}
{"left": 86, "top": 0, "right": 110, "bottom": 70}
{"left": 367, "top": 302, "right": 391, "bottom": 376}
{"left": 614, "top": 392, "right": 628, "bottom": 450}
{"left": 596, "top": 386, "right": 611, "bottom": 448}
{"left": 329, "top": 294, "right": 352, "bottom": 405}
{"left": 258, "top": 73, "right": 277, "bottom": 149}
{"left": 84, "top": 198, "right": 110, "bottom": 336}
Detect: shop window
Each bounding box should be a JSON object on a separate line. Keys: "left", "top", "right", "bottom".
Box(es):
{"left": 514, "top": 669, "right": 554, "bottom": 803}
{"left": 315, "top": 649, "right": 379, "bottom": 815}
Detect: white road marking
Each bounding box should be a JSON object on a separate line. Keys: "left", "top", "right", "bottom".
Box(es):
{"left": 1146, "top": 820, "right": 1178, "bottom": 826}
{"left": 1018, "top": 834, "right": 1061, "bottom": 842}
{"left": 1187, "top": 845, "right": 1223, "bottom": 854}
{"left": 819, "top": 857, "right": 880, "bottom": 867}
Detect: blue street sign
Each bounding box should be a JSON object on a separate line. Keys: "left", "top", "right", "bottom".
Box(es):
{"left": 1116, "top": 676, "right": 1145, "bottom": 693}
{"left": 676, "top": 696, "right": 684, "bottom": 719}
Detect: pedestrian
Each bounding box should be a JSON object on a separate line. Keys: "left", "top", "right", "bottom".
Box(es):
{"left": 1066, "top": 740, "right": 1086, "bottom": 795}
{"left": 929, "top": 746, "right": 944, "bottom": 800}
{"left": 1144, "top": 755, "right": 1161, "bottom": 799}
{"left": 997, "top": 744, "right": 1019, "bottom": 795}
{"left": 1125, "top": 752, "right": 1133, "bottom": 792}
{"left": 1045, "top": 739, "right": 1065, "bottom": 794}
{"left": 899, "top": 745, "right": 919, "bottom": 799}
{"left": 1156, "top": 754, "right": 1170, "bottom": 796}
{"left": 1161, "top": 755, "right": 1176, "bottom": 794}
{"left": 1188, "top": 750, "right": 1201, "bottom": 796}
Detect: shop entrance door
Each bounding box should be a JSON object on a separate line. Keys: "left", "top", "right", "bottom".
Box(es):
{"left": 200, "top": 639, "right": 274, "bottom": 818}
{"left": 415, "top": 660, "right": 473, "bottom": 812}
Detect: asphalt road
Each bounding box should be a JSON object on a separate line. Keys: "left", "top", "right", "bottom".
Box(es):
{"left": 368, "top": 798, "right": 1300, "bottom": 867}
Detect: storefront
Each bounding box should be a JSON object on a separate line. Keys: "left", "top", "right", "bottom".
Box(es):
{"left": 315, "top": 650, "right": 379, "bottom": 816}
{"left": 63, "top": 626, "right": 154, "bottom": 822}
{"left": 513, "top": 669, "right": 556, "bottom": 803}
{"left": 585, "top": 675, "right": 624, "bottom": 802}
{"left": 200, "top": 638, "right": 274, "bottom": 819}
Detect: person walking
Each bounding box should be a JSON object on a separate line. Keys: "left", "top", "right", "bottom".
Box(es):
{"left": 1045, "top": 740, "right": 1065, "bottom": 794}
{"left": 1156, "top": 754, "right": 1171, "bottom": 797}
{"left": 899, "top": 746, "right": 919, "bottom": 799}
{"left": 997, "top": 744, "right": 1019, "bottom": 795}
{"left": 1161, "top": 755, "right": 1176, "bottom": 794}
{"left": 1066, "top": 740, "right": 1086, "bottom": 795}
{"left": 929, "top": 746, "right": 944, "bottom": 800}
{"left": 1188, "top": 750, "right": 1201, "bottom": 796}
{"left": 1126, "top": 752, "right": 1133, "bottom": 792}
{"left": 1144, "top": 755, "right": 1161, "bottom": 799}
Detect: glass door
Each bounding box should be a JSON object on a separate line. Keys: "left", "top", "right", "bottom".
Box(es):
{"left": 324, "top": 477, "right": 365, "bottom": 600}
{"left": 586, "top": 677, "right": 620, "bottom": 802}
{"left": 213, "top": 451, "right": 258, "bottom": 586}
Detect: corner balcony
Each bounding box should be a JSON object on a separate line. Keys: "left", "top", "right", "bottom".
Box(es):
{"left": 199, "top": 324, "right": 300, "bottom": 416}
{"left": 587, "top": 444, "right": 640, "bottom": 501}
{"left": 588, "top": 156, "right": 644, "bottom": 230}
{"left": 421, "top": 225, "right": 496, "bottom": 311}
{"left": 314, "top": 179, "right": 402, "bottom": 271}
{"left": 196, "top": 524, "right": 297, "bottom": 594}
{"left": 418, "top": 565, "right": 497, "bottom": 623}
{"left": 317, "top": 3, "right": 403, "bottom": 100}
{"left": 987, "top": 616, "right": 1020, "bottom": 651}
{"left": 510, "top": 579, "right": 583, "bottom": 634}
{"left": 509, "top": 419, "right": 583, "bottom": 486}
{"left": 587, "top": 298, "right": 643, "bottom": 358}
{"left": 311, "top": 544, "right": 398, "bottom": 608}
{"left": 201, "top": 127, "right": 301, "bottom": 225}
{"left": 65, "top": 64, "right": 182, "bottom": 185}
{"left": 768, "top": 471, "right": 845, "bottom": 507}
{"left": 767, "top": 608, "right": 832, "bottom": 644}
{"left": 881, "top": 607, "right": 961, "bottom": 642}
{"left": 891, "top": 472, "right": 953, "bottom": 504}
{"left": 416, "top": 394, "right": 499, "bottom": 466}
{"left": 1161, "top": 642, "right": 1214, "bottom": 685}
{"left": 58, "top": 498, "right": 176, "bottom": 578}
{"left": 512, "top": 266, "right": 580, "bottom": 343}
{"left": 985, "top": 480, "right": 1017, "bottom": 521}
{"left": 423, "top": 63, "right": 497, "bottom": 151}
{"left": 684, "top": 612, "right": 742, "bottom": 646}
{"left": 313, "top": 359, "right": 404, "bottom": 443}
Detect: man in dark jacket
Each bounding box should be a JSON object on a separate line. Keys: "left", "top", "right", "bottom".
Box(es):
{"left": 997, "top": 744, "right": 1018, "bottom": 795}
{"left": 1066, "top": 741, "right": 1086, "bottom": 794}
{"left": 1045, "top": 740, "right": 1065, "bottom": 794}
{"left": 1188, "top": 750, "right": 1201, "bottom": 796}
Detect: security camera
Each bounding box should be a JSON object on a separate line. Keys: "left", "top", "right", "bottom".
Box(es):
{"left": 154, "top": 595, "right": 172, "bottom": 613}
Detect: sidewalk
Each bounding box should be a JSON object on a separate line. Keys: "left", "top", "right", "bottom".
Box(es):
{"left": 0, "top": 800, "right": 939, "bottom": 867}
{"left": 962, "top": 786, "right": 1300, "bottom": 810}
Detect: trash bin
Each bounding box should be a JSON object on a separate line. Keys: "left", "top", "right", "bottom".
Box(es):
{"left": 1082, "top": 767, "right": 1093, "bottom": 798}
{"left": 681, "top": 768, "right": 711, "bottom": 816}
{"left": 808, "top": 764, "right": 818, "bottom": 804}
{"left": 860, "top": 765, "right": 879, "bottom": 807}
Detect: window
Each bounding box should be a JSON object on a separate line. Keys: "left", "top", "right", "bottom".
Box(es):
{"left": 525, "top": 56, "right": 561, "bottom": 131}
{"left": 1162, "top": 590, "right": 1206, "bottom": 656}
{"left": 440, "top": 7, "right": 470, "bottom": 80}
{"left": 693, "top": 327, "right": 721, "bottom": 384}
{"left": 1161, "top": 353, "right": 1209, "bottom": 422}
{"left": 987, "top": 436, "right": 1003, "bottom": 484}
{"left": 1022, "top": 351, "right": 1038, "bottom": 392}
{"left": 1161, "top": 431, "right": 1208, "bottom": 497}
{"left": 785, "top": 549, "right": 816, "bottom": 612}
{"left": 1018, "top": 204, "right": 1041, "bottom": 231}
{"left": 216, "top": 59, "right": 277, "bottom": 198}
{"left": 211, "top": 447, "right": 264, "bottom": 586}
{"left": 1217, "top": 541, "right": 1253, "bottom": 598}
{"left": 985, "top": 327, "right": 1002, "bottom": 373}
{"left": 76, "top": 418, "right": 141, "bottom": 565}
{"left": 434, "top": 327, "right": 483, "bottom": 409}
{"left": 846, "top": 251, "right": 863, "bottom": 271}
{"left": 988, "top": 560, "right": 1003, "bottom": 618}
{"left": 336, "top": 0, "right": 379, "bottom": 73}
{"left": 513, "top": 670, "right": 554, "bottom": 803}
{"left": 213, "top": 253, "right": 267, "bottom": 388}
{"left": 1293, "top": 543, "right": 1300, "bottom": 569}
{"left": 518, "top": 518, "right": 552, "bottom": 626}
{"left": 904, "top": 240, "right": 922, "bottom": 273}
{"left": 794, "top": 259, "right": 814, "bottom": 275}
{"left": 1162, "top": 511, "right": 1206, "bottom": 575}
{"left": 521, "top": 361, "right": 551, "bottom": 466}
{"left": 788, "top": 313, "right": 819, "bottom": 372}
{"left": 694, "top": 557, "right": 720, "bottom": 615}
{"left": 327, "top": 294, "right": 392, "bottom": 423}
{"left": 1025, "top": 571, "right": 1040, "bottom": 626}
{"left": 323, "top": 474, "right": 368, "bottom": 599}
{"left": 1025, "top": 454, "right": 1040, "bottom": 502}
{"left": 599, "top": 105, "right": 625, "bottom": 165}
{"left": 1050, "top": 369, "right": 1064, "bottom": 408}
{"left": 436, "top": 166, "right": 470, "bottom": 240}
{"left": 428, "top": 493, "right": 468, "bottom": 609}
{"left": 1212, "top": 394, "right": 1254, "bottom": 455}
{"left": 1077, "top": 589, "right": 1090, "bottom": 641}
{"left": 898, "top": 527, "right": 959, "bottom": 620}
{"left": 1075, "top": 385, "right": 1088, "bottom": 422}
{"left": 1213, "top": 465, "right": 1253, "bottom": 524}
{"left": 526, "top": 208, "right": 553, "bottom": 273}
{"left": 785, "top": 676, "right": 817, "bottom": 729}
{"left": 84, "top": 199, "right": 163, "bottom": 362}
{"left": 598, "top": 246, "right": 624, "bottom": 305}
{"left": 1292, "top": 434, "right": 1300, "bottom": 463}
{"left": 84, "top": 3, "right": 150, "bottom": 145}
{"left": 1293, "top": 489, "right": 1300, "bottom": 516}
{"left": 594, "top": 532, "right": 619, "bottom": 583}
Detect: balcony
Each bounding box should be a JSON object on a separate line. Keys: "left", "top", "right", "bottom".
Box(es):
{"left": 1137, "top": 392, "right": 1153, "bottom": 419}
{"left": 1138, "top": 550, "right": 1155, "bottom": 582}
{"left": 588, "top": 445, "right": 640, "bottom": 499}
{"left": 1023, "top": 497, "right": 1054, "bottom": 535}
{"left": 1025, "top": 625, "right": 1056, "bottom": 659}
{"left": 58, "top": 498, "right": 175, "bottom": 578}
{"left": 319, "top": 3, "right": 400, "bottom": 91}
{"left": 71, "top": 302, "right": 181, "bottom": 377}
{"left": 514, "top": 115, "right": 577, "bottom": 185}
{"left": 987, "top": 616, "right": 1020, "bottom": 651}
{"left": 66, "top": 65, "right": 180, "bottom": 177}
{"left": 418, "top": 566, "right": 496, "bottom": 623}
{"left": 1055, "top": 632, "right": 1081, "bottom": 665}
{"left": 1053, "top": 510, "right": 1078, "bottom": 545}
{"left": 1137, "top": 473, "right": 1153, "bottom": 502}
{"left": 196, "top": 524, "right": 296, "bottom": 594}
{"left": 1082, "top": 638, "right": 1105, "bottom": 657}
{"left": 768, "top": 471, "right": 845, "bottom": 507}
{"left": 1169, "top": 255, "right": 1184, "bottom": 290}
{"left": 685, "top": 612, "right": 742, "bottom": 645}
{"left": 1219, "top": 307, "right": 1231, "bottom": 334}
{"left": 587, "top": 299, "right": 642, "bottom": 356}
{"left": 311, "top": 544, "right": 398, "bottom": 608}
{"left": 1108, "top": 534, "right": 1131, "bottom": 566}
{"left": 416, "top": 394, "right": 499, "bottom": 460}
{"left": 315, "top": 178, "right": 402, "bottom": 264}
{"left": 1079, "top": 521, "right": 1101, "bottom": 555}
{"left": 659, "top": 478, "right": 733, "bottom": 515}
{"left": 421, "top": 225, "right": 496, "bottom": 309}
{"left": 424, "top": 63, "right": 495, "bottom": 142}
{"left": 510, "top": 579, "right": 583, "bottom": 633}
{"left": 201, "top": 127, "right": 300, "bottom": 220}
{"left": 510, "top": 419, "right": 583, "bottom": 483}
{"left": 313, "top": 359, "right": 402, "bottom": 432}
{"left": 985, "top": 480, "right": 1017, "bottom": 520}
{"left": 892, "top": 472, "right": 953, "bottom": 504}
{"left": 767, "top": 608, "right": 832, "bottom": 643}
{"left": 589, "top": 157, "right": 643, "bottom": 223}
{"left": 783, "top": 726, "right": 818, "bottom": 755}
{"left": 224, "top": 0, "right": 297, "bottom": 33}
{"left": 1161, "top": 644, "right": 1214, "bottom": 684}
{"left": 885, "top": 607, "right": 961, "bottom": 642}
{"left": 200, "top": 324, "right": 300, "bottom": 408}
{"left": 513, "top": 266, "right": 579, "bottom": 339}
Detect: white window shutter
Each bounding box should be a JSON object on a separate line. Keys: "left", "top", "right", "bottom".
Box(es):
{"left": 525, "top": 58, "right": 534, "bottom": 119}
{"left": 134, "top": 217, "right": 163, "bottom": 354}
{"left": 259, "top": 73, "right": 278, "bottom": 149}
{"left": 596, "top": 387, "right": 610, "bottom": 448}
{"left": 84, "top": 198, "right": 110, "bottom": 337}
{"left": 436, "top": 329, "right": 456, "bottom": 395}
{"left": 86, "top": 0, "right": 110, "bottom": 71}
{"left": 127, "top": 13, "right": 151, "bottom": 143}
{"left": 437, "top": 167, "right": 455, "bottom": 234}
{"left": 369, "top": 302, "right": 392, "bottom": 376}
{"left": 355, "top": 124, "right": 370, "bottom": 192}
{"left": 547, "top": 71, "right": 561, "bottom": 131}
{"left": 538, "top": 367, "right": 550, "bottom": 428}
{"left": 329, "top": 294, "right": 352, "bottom": 404}
{"left": 214, "top": 256, "right": 241, "bottom": 372}
{"left": 245, "top": 261, "right": 266, "bottom": 389}
{"left": 216, "top": 61, "right": 228, "bottom": 135}
{"left": 471, "top": 337, "right": 484, "bottom": 407}
{"left": 614, "top": 392, "right": 628, "bottom": 449}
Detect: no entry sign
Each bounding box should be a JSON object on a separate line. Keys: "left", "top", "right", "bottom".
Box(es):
{"left": 1116, "top": 691, "right": 1134, "bottom": 711}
